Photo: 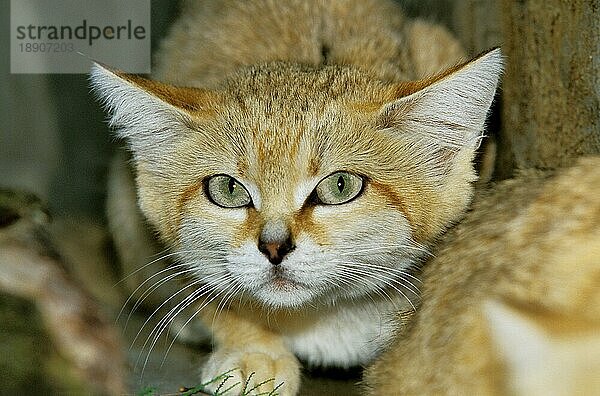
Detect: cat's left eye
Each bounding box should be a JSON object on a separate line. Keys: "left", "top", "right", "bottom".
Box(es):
{"left": 314, "top": 172, "right": 364, "bottom": 205}
{"left": 205, "top": 175, "right": 252, "bottom": 208}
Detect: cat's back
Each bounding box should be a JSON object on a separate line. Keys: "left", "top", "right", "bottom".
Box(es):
{"left": 154, "top": 0, "right": 464, "bottom": 87}
{"left": 365, "top": 156, "right": 600, "bottom": 395}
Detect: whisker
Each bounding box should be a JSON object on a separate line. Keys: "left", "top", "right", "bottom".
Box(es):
{"left": 213, "top": 279, "right": 245, "bottom": 326}
{"left": 118, "top": 257, "right": 228, "bottom": 324}
{"left": 125, "top": 267, "right": 199, "bottom": 328}
{"left": 129, "top": 276, "right": 208, "bottom": 349}
{"left": 114, "top": 250, "right": 178, "bottom": 287}
{"left": 116, "top": 247, "right": 228, "bottom": 286}
{"left": 337, "top": 264, "right": 418, "bottom": 311}
{"left": 332, "top": 268, "right": 397, "bottom": 309}
{"left": 336, "top": 243, "right": 434, "bottom": 258}
{"left": 332, "top": 259, "right": 423, "bottom": 285}
{"left": 154, "top": 279, "right": 234, "bottom": 370}
{"left": 117, "top": 263, "right": 190, "bottom": 323}
{"left": 138, "top": 274, "right": 233, "bottom": 374}
{"left": 338, "top": 261, "right": 421, "bottom": 298}
{"left": 139, "top": 273, "right": 228, "bottom": 357}
{"left": 128, "top": 261, "right": 228, "bottom": 316}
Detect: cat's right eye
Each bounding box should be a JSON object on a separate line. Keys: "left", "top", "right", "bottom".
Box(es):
{"left": 205, "top": 175, "right": 252, "bottom": 208}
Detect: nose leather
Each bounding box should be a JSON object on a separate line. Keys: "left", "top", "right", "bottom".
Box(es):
{"left": 258, "top": 237, "right": 295, "bottom": 265}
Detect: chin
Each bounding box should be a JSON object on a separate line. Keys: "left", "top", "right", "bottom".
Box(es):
{"left": 251, "top": 280, "right": 317, "bottom": 309}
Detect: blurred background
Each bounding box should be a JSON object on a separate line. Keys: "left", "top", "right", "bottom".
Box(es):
{"left": 1, "top": 0, "right": 180, "bottom": 220}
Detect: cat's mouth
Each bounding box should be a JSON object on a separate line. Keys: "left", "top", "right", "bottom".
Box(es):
{"left": 247, "top": 267, "right": 316, "bottom": 307}
{"left": 268, "top": 268, "right": 302, "bottom": 291}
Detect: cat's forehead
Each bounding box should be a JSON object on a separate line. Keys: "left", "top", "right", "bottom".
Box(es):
{"left": 222, "top": 63, "right": 393, "bottom": 105}
{"left": 213, "top": 95, "right": 380, "bottom": 180}
{"left": 212, "top": 65, "right": 393, "bottom": 156}
{"left": 184, "top": 65, "right": 403, "bottom": 199}
{"left": 220, "top": 111, "right": 331, "bottom": 190}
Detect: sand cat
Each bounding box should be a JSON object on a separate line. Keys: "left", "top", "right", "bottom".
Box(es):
{"left": 90, "top": 0, "right": 502, "bottom": 394}
{"left": 364, "top": 156, "right": 600, "bottom": 396}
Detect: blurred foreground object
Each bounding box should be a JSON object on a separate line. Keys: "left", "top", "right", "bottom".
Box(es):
{"left": 0, "top": 189, "right": 127, "bottom": 395}
{"left": 365, "top": 156, "right": 600, "bottom": 395}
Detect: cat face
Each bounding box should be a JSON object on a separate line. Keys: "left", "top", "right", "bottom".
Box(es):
{"left": 169, "top": 77, "right": 423, "bottom": 308}
{"left": 91, "top": 50, "right": 502, "bottom": 308}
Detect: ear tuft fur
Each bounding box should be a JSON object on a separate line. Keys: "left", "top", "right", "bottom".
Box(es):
{"left": 90, "top": 63, "right": 221, "bottom": 166}
{"left": 90, "top": 63, "right": 191, "bottom": 160}
{"left": 378, "top": 48, "right": 503, "bottom": 177}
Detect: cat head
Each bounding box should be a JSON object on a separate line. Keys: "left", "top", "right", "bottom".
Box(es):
{"left": 90, "top": 49, "right": 502, "bottom": 308}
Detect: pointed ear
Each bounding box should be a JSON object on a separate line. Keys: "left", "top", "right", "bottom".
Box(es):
{"left": 89, "top": 63, "right": 219, "bottom": 162}
{"left": 377, "top": 48, "right": 503, "bottom": 177}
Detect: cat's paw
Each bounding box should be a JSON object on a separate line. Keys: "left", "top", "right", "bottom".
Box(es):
{"left": 201, "top": 347, "right": 300, "bottom": 395}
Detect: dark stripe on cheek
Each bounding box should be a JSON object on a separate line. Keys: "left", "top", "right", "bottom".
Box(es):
{"left": 369, "top": 181, "right": 414, "bottom": 230}
{"left": 292, "top": 205, "right": 330, "bottom": 245}
{"left": 176, "top": 181, "right": 203, "bottom": 233}
{"left": 232, "top": 208, "right": 262, "bottom": 248}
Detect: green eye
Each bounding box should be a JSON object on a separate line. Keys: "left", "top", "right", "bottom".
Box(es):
{"left": 315, "top": 172, "right": 364, "bottom": 205}
{"left": 206, "top": 175, "right": 252, "bottom": 208}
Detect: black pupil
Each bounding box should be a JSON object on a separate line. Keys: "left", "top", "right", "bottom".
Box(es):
{"left": 337, "top": 175, "right": 345, "bottom": 193}
{"left": 227, "top": 178, "right": 236, "bottom": 194}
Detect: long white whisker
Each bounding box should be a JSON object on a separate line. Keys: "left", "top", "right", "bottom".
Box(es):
{"left": 114, "top": 250, "right": 178, "bottom": 287}
{"left": 118, "top": 255, "right": 228, "bottom": 323}
{"left": 125, "top": 267, "right": 199, "bottom": 327}
{"left": 338, "top": 264, "right": 418, "bottom": 311}
{"left": 213, "top": 279, "right": 245, "bottom": 327}
{"left": 130, "top": 276, "right": 209, "bottom": 349}
{"left": 156, "top": 279, "right": 235, "bottom": 369}
{"left": 333, "top": 268, "right": 397, "bottom": 309}
{"left": 138, "top": 273, "right": 233, "bottom": 375}
{"left": 116, "top": 248, "right": 228, "bottom": 286}
{"left": 332, "top": 259, "right": 423, "bottom": 284}
{"left": 117, "top": 264, "right": 192, "bottom": 320}
{"left": 128, "top": 261, "right": 228, "bottom": 315}
{"left": 117, "top": 262, "right": 189, "bottom": 323}
{"left": 140, "top": 273, "right": 229, "bottom": 356}
{"left": 337, "top": 260, "right": 421, "bottom": 297}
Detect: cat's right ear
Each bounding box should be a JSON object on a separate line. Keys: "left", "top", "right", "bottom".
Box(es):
{"left": 89, "top": 63, "right": 219, "bottom": 161}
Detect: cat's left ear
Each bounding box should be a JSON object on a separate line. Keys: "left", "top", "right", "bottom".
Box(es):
{"left": 378, "top": 48, "right": 503, "bottom": 177}
{"left": 89, "top": 63, "right": 219, "bottom": 162}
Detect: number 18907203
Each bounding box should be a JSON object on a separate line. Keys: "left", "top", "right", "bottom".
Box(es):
{"left": 18, "top": 42, "right": 74, "bottom": 52}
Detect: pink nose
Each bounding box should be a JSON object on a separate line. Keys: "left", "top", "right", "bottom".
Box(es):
{"left": 263, "top": 242, "right": 280, "bottom": 258}
{"left": 258, "top": 237, "right": 295, "bottom": 265}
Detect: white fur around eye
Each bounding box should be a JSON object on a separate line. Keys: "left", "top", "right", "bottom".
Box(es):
{"left": 294, "top": 177, "right": 321, "bottom": 208}
{"left": 240, "top": 179, "right": 262, "bottom": 210}
{"left": 220, "top": 208, "right": 247, "bottom": 221}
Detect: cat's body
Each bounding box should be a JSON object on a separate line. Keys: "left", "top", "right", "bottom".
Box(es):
{"left": 91, "top": 1, "right": 502, "bottom": 394}
{"left": 364, "top": 156, "right": 600, "bottom": 396}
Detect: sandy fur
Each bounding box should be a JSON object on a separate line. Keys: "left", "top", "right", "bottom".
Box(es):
{"left": 364, "top": 156, "right": 600, "bottom": 395}
{"left": 90, "top": 1, "right": 503, "bottom": 394}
